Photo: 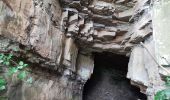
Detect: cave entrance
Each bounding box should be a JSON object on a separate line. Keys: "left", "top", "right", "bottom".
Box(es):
{"left": 83, "top": 52, "right": 147, "bottom": 100}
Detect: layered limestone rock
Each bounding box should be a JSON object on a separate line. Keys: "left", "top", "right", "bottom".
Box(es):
{"left": 0, "top": 0, "right": 166, "bottom": 100}
{"left": 60, "top": 0, "right": 135, "bottom": 55}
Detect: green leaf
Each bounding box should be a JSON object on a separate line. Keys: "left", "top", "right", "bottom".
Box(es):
{"left": 0, "top": 60, "right": 3, "bottom": 64}
{"left": 17, "top": 65, "right": 23, "bottom": 69}
{"left": 19, "top": 61, "right": 24, "bottom": 66}
{"left": 7, "top": 54, "right": 12, "bottom": 60}
{"left": 0, "top": 85, "right": 6, "bottom": 90}
{"left": 8, "top": 67, "right": 18, "bottom": 76}
{"left": 17, "top": 71, "right": 26, "bottom": 80}
{"left": 165, "top": 76, "right": 170, "bottom": 86}
{"left": 4, "top": 61, "right": 10, "bottom": 66}
{"left": 0, "top": 78, "right": 6, "bottom": 85}
{"left": 155, "top": 89, "right": 170, "bottom": 100}
{"left": 0, "top": 78, "right": 6, "bottom": 91}
{"left": 17, "top": 64, "right": 28, "bottom": 69}
{"left": 0, "top": 54, "right": 4, "bottom": 59}
{"left": 23, "top": 64, "right": 28, "bottom": 67}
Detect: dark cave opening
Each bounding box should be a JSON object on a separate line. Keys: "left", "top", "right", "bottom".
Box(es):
{"left": 83, "top": 52, "right": 147, "bottom": 100}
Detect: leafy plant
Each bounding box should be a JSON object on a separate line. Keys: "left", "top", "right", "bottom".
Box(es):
{"left": 155, "top": 89, "right": 170, "bottom": 100}
{"left": 165, "top": 76, "right": 170, "bottom": 86}
{"left": 155, "top": 76, "right": 170, "bottom": 100}
{"left": 0, "top": 77, "right": 6, "bottom": 90}
{"left": 17, "top": 71, "right": 27, "bottom": 80}
{"left": 0, "top": 53, "right": 31, "bottom": 91}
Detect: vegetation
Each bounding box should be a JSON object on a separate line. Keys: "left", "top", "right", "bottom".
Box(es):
{"left": 0, "top": 53, "right": 32, "bottom": 91}
{"left": 154, "top": 76, "right": 170, "bottom": 100}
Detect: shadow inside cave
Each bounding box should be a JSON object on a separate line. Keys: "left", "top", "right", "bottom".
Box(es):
{"left": 83, "top": 52, "right": 147, "bottom": 100}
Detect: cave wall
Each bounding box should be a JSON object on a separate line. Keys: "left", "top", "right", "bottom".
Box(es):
{"left": 0, "top": 0, "right": 166, "bottom": 100}
{"left": 0, "top": 0, "right": 63, "bottom": 61}
{"left": 0, "top": 0, "right": 83, "bottom": 99}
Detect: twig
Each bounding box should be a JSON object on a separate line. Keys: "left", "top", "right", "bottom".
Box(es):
{"left": 10, "top": 59, "right": 18, "bottom": 66}
{"left": 161, "top": 56, "right": 170, "bottom": 65}
{"left": 140, "top": 42, "right": 170, "bottom": 75}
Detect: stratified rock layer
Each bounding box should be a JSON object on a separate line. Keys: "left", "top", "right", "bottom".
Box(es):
{"left": 0, "top": 0, "right": 165, "bottom": 100}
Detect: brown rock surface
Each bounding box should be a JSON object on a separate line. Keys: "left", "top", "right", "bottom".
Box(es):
{"left": 0, "top": 0, "right": 165, "bottom": 100}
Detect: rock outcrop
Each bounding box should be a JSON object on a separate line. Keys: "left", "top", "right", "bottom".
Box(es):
{"left": 0, "top": 0, "right": 166, "bottom": 100}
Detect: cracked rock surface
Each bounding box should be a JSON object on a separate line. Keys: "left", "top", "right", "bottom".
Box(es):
{"left": 0, "top": 0, "right": 165, "bottom": 100}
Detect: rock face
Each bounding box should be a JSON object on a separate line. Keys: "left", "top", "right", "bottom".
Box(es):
{"left": 0, "top": 0, "right": 165, "bottom": 100}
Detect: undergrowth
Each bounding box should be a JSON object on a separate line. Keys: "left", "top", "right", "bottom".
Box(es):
{"left": 0, "top": 53, "right": 32, "bottom": 91}
{"left": 155, "top": 76, "right": 170, "bottom": 100}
